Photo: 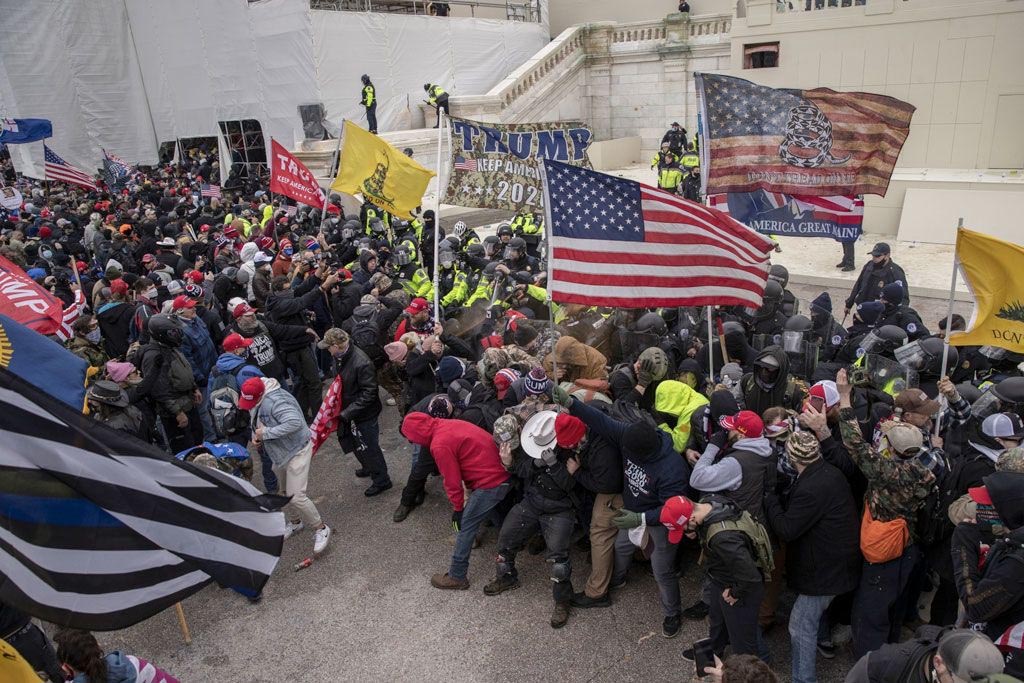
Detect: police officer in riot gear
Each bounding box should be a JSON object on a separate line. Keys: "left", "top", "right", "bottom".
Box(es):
{"left": 876, "top": 282, "right": 928, "bottom": 341}
{"left": 781, "top": 314, "right": 818, "bottom": 380}
{"left": 502, "top": 236, "right": 540, "bottom": 276}
{"left": 768, "top": 265, "right": 799, "bottom": 317}
{"left": 748, "top": 280, "right": 788, "bottom": 340}
{"left": 894, "top": 336, "right": 959, "bottom": 398}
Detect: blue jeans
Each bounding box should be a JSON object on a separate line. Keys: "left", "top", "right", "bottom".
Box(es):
{"left": 354, "top": 416, "right": 390, "bottom": 487}
{"left": 789, "top": 594, "right": 834, "bottom": 683}
{"left": 449, "top": 482, "right": 511, "bottom": 580}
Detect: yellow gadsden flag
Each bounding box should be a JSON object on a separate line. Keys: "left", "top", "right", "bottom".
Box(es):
{"left": 330, "top": 120, "right": 435, "bottom": 219}
{"left": 949, "top": 228, "right": 1024, "bottom": 352}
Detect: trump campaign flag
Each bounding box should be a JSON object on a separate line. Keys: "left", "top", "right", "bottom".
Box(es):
{"left": 332, "top": 121, "right": 435, "bottom": 219}
{"left": 696, "top": 73, "right": 914, "bottom": 197}
{"left": 949, "top": 229, "right": 1024, "bottom": 353}
{"left": 0, "top": 118, "right": 52, "bottom": 144}
{"left": 0, "top": 255, "right": 66, "bottom": 336}
{"left": 709, "top": 192, "right": 863, "bottom": 243}
{"left": 270, "top": 138, "right": 325, "bottom": 207}
{"left": 541, "top": 160, "right": 774, "bottom": 308}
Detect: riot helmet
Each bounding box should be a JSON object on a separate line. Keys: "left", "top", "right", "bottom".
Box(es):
{"left": 768, "top": 264, "right": 790, "bottom": 288}
{"left": 496, "top": 223, "right": 514, "bottom": 243}
{"left": 466, "top": 242, "right": 485, "bottom": 260}
{"left": 483, "top": 235, "right": 500, "bottom": 258}
{"left": 503, "top": 236, "right": 526, "bottom": 262}
{"left": 394, "top": 244, "right": 414, "bottom": 266}
{"left": 857, "top": 325, "right": 907, "bottom": 358}
{"left": 148, "top": 314, "right": 184, "bottom": 347}
{"left": 757, "top": 280, "right": 783, "bottom": 317}
{"left": 439, "top": 243, "right": 456, "bottom": 269}
{"left": 635, "top": 312, "right": 668, "bottom": 337}
{"left": 894, "top": 337, "right": 958, "bottom": 376}
{"left": 782, "top": 315, "right": 812, "bottom": 353}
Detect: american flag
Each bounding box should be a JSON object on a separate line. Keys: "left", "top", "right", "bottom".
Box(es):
{"left": 201, "top": 183, "right": 222, "bottom": 199}
{"left": 696, "top": 73, "right": 914, "bottom": 197}
{"left": 43, "top": 145, "right": 97, "bottom": 190}
{"left": 453, "top": 157, "right": 478, "bottom": 172}
{"left": 709, "top": 192, "right": 864, "bottom": 225}
{"left": 542, "top": 159, "right": 775, "bottom": 309}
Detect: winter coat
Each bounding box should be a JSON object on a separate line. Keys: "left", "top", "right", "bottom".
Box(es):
{"left": 742, "top": 345, "right": 806, "bottom": 416}
{"left": 653, "top": 379, "right": 709, "bottom": 453}
{"left": 208, "top": 353, "right": 264, "bottom": 391}
{"left": 228, "top": 319, "right": 304, "bottom": 381}
{"left": 333, "top": 344, "right": 382, "bottom": 424}
{"left": 96, "top": 300, "right": 135, "bottom": 359}
{"left": 70, "top": 649, "right": 179, "bottom": 682}
{"left": 765, "top": 459, "right": 861, "bottom": 596}
{"left": 569, "top": 397, "right": 688, "bottom": 525}
{"left": 844, "top": 259, "right": 910, "bottom": 309}
{"left": 250, "top": 378, "right": 309, "bottom": 466}
{"left": 404, "top": 347, "right": 441, "bottom": 408}
{"left": 698, "top": 496, "right": 765, "bottom": 599}
{"left": 264, "top": 276, "right": 323, "bottom": 348}
{"left": 571, "top": 432, "right": 623, "bottom": 495}
{"left": 400, "top": 412, "right": 510, "bottom": 511}
{"left": 544, "top": 335, "right": 608, "bottom": 382}
{"left": 69, "top": 337, "right": 108, "bottom": 369}
{"left": 180, "top": 316, "right": 217, "bottom": 384}
{"left": 137, "top": 342, "right": 197, "bottom": 417}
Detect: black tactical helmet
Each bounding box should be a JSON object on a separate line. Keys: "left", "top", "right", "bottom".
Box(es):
{"left": 919, "top": 336, "right": 958, "bottom": 375}
{"left": 508, "top": 236, "right": 526, "bottom": 251}
{"left": 361, "top": 74, "right": 370, "bottom": 84}
{"left": 993, "top": 376, "right": 1024, "bottom": 403}
{"left": 635, "top": 312, "right": 668, "bottom": 337}
{"left": 497, "top": 224, "right": 514, "bottom": 238}
{"left": 148, "top": 313, "right": 184, "bottom": 347}
{"left": 768, "top": 264, "right": 789, "bottom": 288}
{"left": 423, "top": 83, "right": 432, "bottom": 91}
{"left": 466, "top": 243, "right": 485, "bottom": 259}
{"left": 784, "top": 314, "right": 812, "bottom": 333}
{"left": 483, "top": 262, "right": 500, "bottom": 277}
{"left": 763, "top": 280, "right": 783, "bottom": 302}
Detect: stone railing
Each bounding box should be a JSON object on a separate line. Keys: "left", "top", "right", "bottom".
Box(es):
{"left": 612, "top": 22, "right": 667, "bottom": 43}
{"left": 688, "top": 14, "right": 731, "bottom": 37}
{"left": 492, "top": 26, "right": 588, "bottom": 109}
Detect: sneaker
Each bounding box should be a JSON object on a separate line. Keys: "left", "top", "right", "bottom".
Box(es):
{"left": 609, "top": 577, "right": 627, "bottom": 590}
{"left": 284, "top": 520, "right": 305, "bottom": 539}
{"left": 663, "top": 615, "right": 682, "bottom": 638}
{"left": 550, "top": 602, "right": 570, "bottom": 629}
{"left": 364, "top": 481, "right": 393, "bottom": 497}
{"left": 570, "top": 592, "right": 611, "bottom": 609}
{"left": 682, "top": 647, "right": 696, "bottom": 662}
{"left": 385, "top": 397, "right": 397, "bottom": 406}
{"left": 313, "top": 524, "right": 331, "bottom": 554}
{"left": 393, "top": 504, "right": 413, "bottom": 523}
{"left": 683, "top": 599, "right": 709, "bottom": 620}
{"left": 354, "top": 468, "right": 371, "bottom": 478}
{"left": 817, "top": 642, "right": 837, "bottom": 659}
{"left": 430, "top": 573, "right": 469, "bottom": 590}
{"left": 483, "top": 574, "right": 520, "bottom": 596}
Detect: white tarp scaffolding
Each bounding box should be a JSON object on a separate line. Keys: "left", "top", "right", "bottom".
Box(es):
{"left": 309, "top": 10, "right": 548, "bottom": 136}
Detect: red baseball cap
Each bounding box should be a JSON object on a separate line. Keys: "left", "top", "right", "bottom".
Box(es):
{"left": 223, "top": 332, "right": 254, "bottom": 353}
{"left": 554, "top": 413, "right": 586, "bottom": 448}
{"left": 237, "top": 377, "right": 265, "bottom": 410}
{"left": 199, "top": 223, "right": 211, "bottom": 233}
{"left": 172, "top": 295, "right": 197, "bottom": 310}
{"left": 186, "top": 270, "right": 205, "bottom": 284}
{"left": 719, "top": 410, "right": 764, "bottom": 438}
{"left": 38, "top": 226, "right": 52, "bottom": 239}
{"left": 109, "top": 278, "right": 129, "bottom": 295}
{"left": 233, "top": 302, "right": 256, "bottom": 319}
{"left": 337, "top": 268, "right": 353, "bottom": 282}
{"left": 141, "top": 253, "right": 155, "bottom": 264}
{"left": 256, "top": 236, "right": 274, "bottom": 250}
{"left": 660, "top": 495, "right": 695, "bottom": 544}
{"left": 809, "top": 380, "right": 840, "bottom": 409}
{"left": 405, "top": 297, "right": 429, "bottom": 315}
{"left": 224, "top": 225, "right": 239, "bottom": 238}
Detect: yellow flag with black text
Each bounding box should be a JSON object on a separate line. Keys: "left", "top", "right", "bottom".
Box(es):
{"left": 330, "top": 121, "right": 435, "bottom": 218}
{"left": 949, "top": 228, "right": 1024, "bottom": 352}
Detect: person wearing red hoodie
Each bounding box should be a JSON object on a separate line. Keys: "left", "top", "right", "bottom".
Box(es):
{"left": 272, "top": 239, "right": 293, "bottom": 277}
{"left": 401, "top": 412, "right": 511, "bottom": 591}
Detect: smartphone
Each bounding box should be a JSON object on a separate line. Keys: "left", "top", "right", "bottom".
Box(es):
{"left": 692, "top": 638, "right": 715, "bottom": 677}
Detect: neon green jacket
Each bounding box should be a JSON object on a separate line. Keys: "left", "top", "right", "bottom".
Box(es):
{"left": 654, "top": 380, "right": 710, "bottom": 453}
{"left": 400, "top": 267, "right": 434, "bottom": 301}
{"left": 440, "top": 269, "right": 469, "bottom": 307}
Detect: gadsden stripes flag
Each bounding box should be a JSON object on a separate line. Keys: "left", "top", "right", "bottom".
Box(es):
{"left": 541, "top": 159, "right": 775, "bottom": 308}
{"left": 696, "top": 73, "right": 914, "bottom": 197}
{"left": 0, "top": 368, "right": 286, "bottom": 630}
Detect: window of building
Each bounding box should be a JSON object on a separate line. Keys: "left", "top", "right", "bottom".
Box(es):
{"left": 744, "top": 42, "right": 779, "bottom": 69}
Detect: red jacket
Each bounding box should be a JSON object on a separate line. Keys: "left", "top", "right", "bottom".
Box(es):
{"left": 400, "top": 412, "right": 509, "bottom": 511}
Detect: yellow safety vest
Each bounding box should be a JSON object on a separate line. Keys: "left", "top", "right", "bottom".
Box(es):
{"left": 362, "top": 84, "right": 375, "bottom": 107}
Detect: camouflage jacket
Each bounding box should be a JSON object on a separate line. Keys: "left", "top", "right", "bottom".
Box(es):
{"left": 838, "top": 407, "right": 935, "bottom": 540}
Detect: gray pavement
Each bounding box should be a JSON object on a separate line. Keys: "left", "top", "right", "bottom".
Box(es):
{"left": 92, "top": 285, "right": 966, "bottom": 683}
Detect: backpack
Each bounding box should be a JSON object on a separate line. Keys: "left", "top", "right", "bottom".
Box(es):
{"left": 865, "top": 625, "right": 949, "bottom": 683}
{"left": 915, "top": 451, "right": 985, "bottom": 547}
{"left": 351, "top": 313, "right": 384, "bottom": 367}
{"left": 704, "top": 510, "right": 776, "bottom": 580}
{"left": 208, "top": 365, "right": 246, "bottom": 439}
{"left": 607, "top": 398, "right": 658, "bottom": 430}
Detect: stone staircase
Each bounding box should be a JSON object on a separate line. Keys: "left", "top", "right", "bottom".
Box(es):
{"left": 294, "top": 11, "right": 732, "bottom": 194}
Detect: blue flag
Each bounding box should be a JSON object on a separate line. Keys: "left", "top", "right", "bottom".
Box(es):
{"left": 709, "top": 191, "right": 863, "bottom": 243}
{"left": 0, "top": 314, "right": 88, "bottom": 409}
{"left": 0, "top": 118, "right": 53, "bottom": 144}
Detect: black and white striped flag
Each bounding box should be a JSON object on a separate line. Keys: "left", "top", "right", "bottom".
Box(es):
{"left": 0, "top": 367, "right": 286, "bottom": 630}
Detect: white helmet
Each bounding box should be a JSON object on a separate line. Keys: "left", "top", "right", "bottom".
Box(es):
{"left": 452, "top": 221, "right": 467, "bottom": 239}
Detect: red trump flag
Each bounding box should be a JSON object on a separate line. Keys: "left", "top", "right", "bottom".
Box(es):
{"left": 269, "top": 139, "right": 326, "bottom": 207}
{"left": 0, "top": 256, "right": 65, "bottom": 336}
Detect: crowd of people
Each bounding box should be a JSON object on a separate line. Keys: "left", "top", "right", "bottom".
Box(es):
{"left": 1, "top": 143, "right": 1022, "bottom": 683}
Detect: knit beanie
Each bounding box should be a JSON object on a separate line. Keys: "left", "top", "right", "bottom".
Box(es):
{"left": 622, "top": 422, "right": 661, "bottom": 461}
{"left": 524, "top": 367, "right": 551, "bottom": 396}
{"left": 785, "top": 431, "right": 822, "bottom": 465}
{"left": 554, "top": 413, "right": 586, "bottom": 448}
{"left": 384, "top": 341, "right": 408, "bottom": 363}
{"left": 493, "top": 368, "right": 520, "bottom": 400}
{"left": 426, "top": 394, "right": 454, "bottom": 418}
{"left": 856, "top": 301, "right": 885, "bottom": 326}
{"left": 881, "top": 282, "right": 904, "bottom": 304}
{"left": 512, "top": 322, "right": 539, "bottom": 347}
{"left": 437, "top": 356, "right": 465, "bottom": 386}
{"left": 810, "top": 292, "right": 832, "bottom": 315}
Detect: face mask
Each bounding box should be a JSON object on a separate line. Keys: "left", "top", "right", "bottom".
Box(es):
{"left": 145, "top": 287, "right": 158, "bottom": 299}
{"left": 238, "top": 318, "right": 258, "bottom": 333}
{"left": 85, "top": 328, "right": 102, "bottom": 344}
{"left": 283, "top": 248, "right": 293, "bottom": 256}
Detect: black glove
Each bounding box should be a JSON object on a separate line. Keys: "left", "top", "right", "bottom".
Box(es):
{"left": 451, "top": 509, "right": 463, "bottom": 532}
{"left": 709, "top": 429, "right": 729, "bottom": 450}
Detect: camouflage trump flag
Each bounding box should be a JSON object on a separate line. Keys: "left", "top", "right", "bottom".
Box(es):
{"left": 949, "top": 228, "right": 1024, "bottom": 353}
{"left": 445, "top": 118, "right": 593, "bottom": 211}
{"left": 331, "top": 121, "right": 435, "bottom": 219}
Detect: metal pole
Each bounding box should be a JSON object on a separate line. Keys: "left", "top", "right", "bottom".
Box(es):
{"left": 934, "top": 217, "right": 963, "bottom": 436}
{"left": 432, "top": 109, "right": 446, "bottom": 324}
{"left": 321, "top": 120, "right": 345, "bottom": 230}
{"left": 707, "top": 305, "right": 715, "bottom": 386}
{"left": 540, "top": 159, "right": 558, "bottom": 382}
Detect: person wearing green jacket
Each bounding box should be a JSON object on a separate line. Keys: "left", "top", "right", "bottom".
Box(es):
{"left": 653, "top": 379, "right": 710, "bottom": 453}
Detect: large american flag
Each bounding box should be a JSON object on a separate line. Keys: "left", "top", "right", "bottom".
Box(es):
{"left": 43, "top": 145, "right": 97, "bottom": 190}
{"left": 696, "top": 73, "right": 915, "bottom": 197}
{"left": 200, "top": 183, "right": 222, "bottom": 199}
{"left": 542, "top": 160, "right": 775, "bottom": 308}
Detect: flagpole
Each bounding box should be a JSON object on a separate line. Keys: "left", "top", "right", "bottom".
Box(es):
{"left": 706, "top": 305, "right": 715, "bottom": 387}
{"left": 539, "top": 159, "right": 558, "bottom": 382}
{"left": 174, "top": 602, "right": 192, "bottom": 645}
{"left": 934, "top": 216, "right": 963, "bottom": 437}
{"left": 321, "top": 121, "right": 344, "bottom": 232}
{"left": 432, "top": 109, "right": 446, "bottom": 324}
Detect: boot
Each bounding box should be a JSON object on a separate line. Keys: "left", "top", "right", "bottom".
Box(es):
{"left": 430, "top": 573, "right": 469, "bottom": 590}
{"left": 550, "top": 602, "right": 570, "bottom": 629}
{"left": 483, "top": 574, "right": 520, "bottom": 596}
{"left": 393, "top": 504, "right": 413, "bottom": 523}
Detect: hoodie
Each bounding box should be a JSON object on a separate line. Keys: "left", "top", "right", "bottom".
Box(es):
{"left": 544, "top": 335, "right": 608, "bottom": 382}
{"left": 743, "top": 346, "right": 803, "bottom": 415}
{"left": 653, "top": 379, "right": 710, "bottom": 453}
{"left": 250, "top": 378, "right": 308, "bottom": 466}
{"left": 208, "top": 352, "right": 264, "bottom": 392}
{"left": 400, "top": 412, "right": 509, "bottom": 511}
{"left": 691, "top": 435, "right": 774, "bottom": 523}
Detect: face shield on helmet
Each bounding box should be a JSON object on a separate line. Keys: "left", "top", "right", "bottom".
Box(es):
{"left": 439, "top": 249, "right": 455, "bottom": 269}
{"left": 394, "top": 247, "right": 412, "bottom": 266}
{"left": 483, "top": 237, "right": 499, "bottom": 258}
{"left": 356, "top": 238, "right": 372, "bottom": 254}
{"left": 979, "top": 345, "right": 1008, "bottom": 361}
{"left": 857, "top": 326, "right": 908, "bottom": 358}
{"left": 370, "top": 219, "right": 386, "bottom": 234}
{"left": 782, "top": 330, "right": 805, "bottom": 354}
{"left": 856, "top": 354, "right": 918, "bottom": 395}
{"left": 971, "top": 388, "right": 1005, "bottom": 420}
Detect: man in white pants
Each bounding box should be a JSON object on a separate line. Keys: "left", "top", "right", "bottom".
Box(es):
{"left": 239, "top": 376, "right": 331, "bottom": 554}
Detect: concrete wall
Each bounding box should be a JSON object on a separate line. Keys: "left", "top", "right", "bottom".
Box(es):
{"left": 727, "top": 0, "right": 1024, "bottom": 171}
{"left": 549, "top": 0, "right": 735, "bottom": 35}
